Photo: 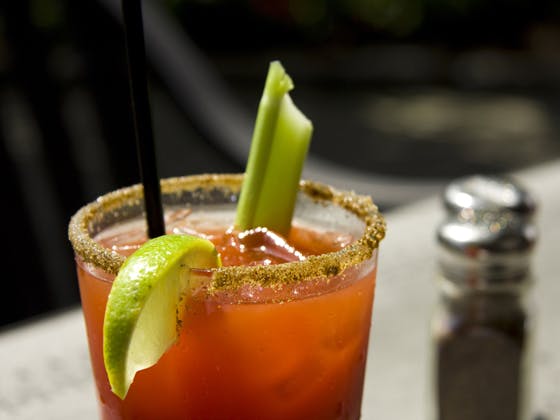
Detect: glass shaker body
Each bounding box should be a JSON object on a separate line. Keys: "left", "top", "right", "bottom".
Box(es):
{"left": 431, "top": 278, "right": 534, "bottom": 420}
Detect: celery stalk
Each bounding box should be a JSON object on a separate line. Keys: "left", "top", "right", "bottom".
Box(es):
{"left": 235, "top": 61, "right": 313, "bottom": 236}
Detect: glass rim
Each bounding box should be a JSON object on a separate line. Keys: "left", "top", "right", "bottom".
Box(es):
{"left": 68, "top": 173, "right": 386, "bottom": 291}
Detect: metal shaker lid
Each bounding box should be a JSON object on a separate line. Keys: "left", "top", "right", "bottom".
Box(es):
{"left": 437, "top": 174, "right": 537, "bottom": 289}
{"left": 443, "top": 174, "right": 536, "bottom": 219}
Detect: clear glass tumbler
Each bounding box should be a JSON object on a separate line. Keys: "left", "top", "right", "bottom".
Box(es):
{"left": 68, "top": 174, "right": 385, "bottom": 420}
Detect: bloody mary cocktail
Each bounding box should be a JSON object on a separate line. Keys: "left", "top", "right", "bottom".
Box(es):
{"left": 68, "top": 174, "right": 385, "bottom": 420}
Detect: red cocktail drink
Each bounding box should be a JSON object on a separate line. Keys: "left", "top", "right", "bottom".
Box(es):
{"left": 69, "top": 174, "right": 385, "bottom": 420}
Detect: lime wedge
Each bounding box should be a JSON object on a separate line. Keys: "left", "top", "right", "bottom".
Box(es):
{"left": 103, "top": 234, "right": 221, "bottom": 399}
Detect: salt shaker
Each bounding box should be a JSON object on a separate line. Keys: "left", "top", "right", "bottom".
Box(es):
{"left": 430, "top": 174, "right": 537, "bottom": 420}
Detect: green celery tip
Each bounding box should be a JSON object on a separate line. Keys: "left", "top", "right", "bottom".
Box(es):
{"left": 235, "top": 60, "right": 313, "bottom": 236}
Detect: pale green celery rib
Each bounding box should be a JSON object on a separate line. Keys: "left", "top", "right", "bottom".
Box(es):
{"left": 251, "top": 93, "right": 312, "bottom": 234}
{"left": 235, "top": 61, "right": 313, "bottom": 236}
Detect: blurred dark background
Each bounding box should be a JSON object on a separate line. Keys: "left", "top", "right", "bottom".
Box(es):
{"left": 1, "top": 0, "right": 560, "bottom": 328}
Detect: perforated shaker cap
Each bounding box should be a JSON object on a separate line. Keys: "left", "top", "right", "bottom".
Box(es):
{"left": 437, "top": 174, "right": 537, "bottom": 290}
{"left": 443, "top": 175, "right": 536, "bottom": 219}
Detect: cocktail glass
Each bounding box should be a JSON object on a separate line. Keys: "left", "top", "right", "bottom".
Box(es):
{"left": 68, "top": 173, "right": 385, "bottom": 420}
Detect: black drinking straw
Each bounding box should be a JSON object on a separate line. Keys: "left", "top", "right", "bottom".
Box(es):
{"left": 122, "top": 0, "right": 165, "bottom": 238}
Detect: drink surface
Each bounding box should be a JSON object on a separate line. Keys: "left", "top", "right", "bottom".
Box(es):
{"left": 97, "top": 207, "right": 354, "bottom": 266}
{"left": 77, "top": 209, "right": 377, "bottom": 420}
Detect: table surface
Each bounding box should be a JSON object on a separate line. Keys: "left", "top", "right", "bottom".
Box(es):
{"left": 1, "top": 160, "right": 559, "bottom": 420}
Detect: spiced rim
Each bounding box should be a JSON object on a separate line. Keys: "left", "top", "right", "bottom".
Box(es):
{"left": 68, "top": 174, "right": 386, "bottom": 292}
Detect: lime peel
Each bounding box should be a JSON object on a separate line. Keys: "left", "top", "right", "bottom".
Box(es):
{"left": 103, "top": 234, "right": 221, "bottom": 399}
